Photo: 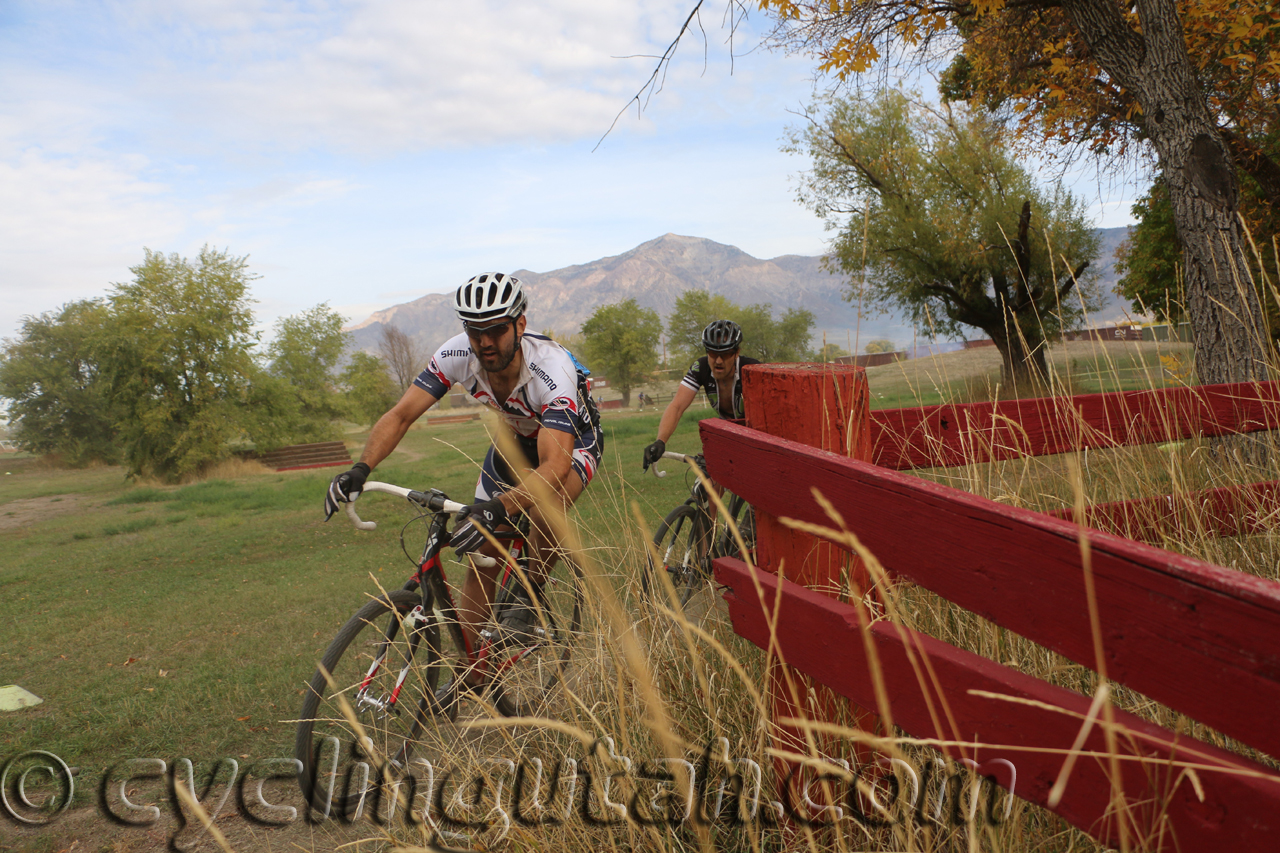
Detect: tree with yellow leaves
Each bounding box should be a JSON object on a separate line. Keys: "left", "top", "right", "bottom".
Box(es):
{"left": 759, "top": 0, "right": 1274, "bottom": 386}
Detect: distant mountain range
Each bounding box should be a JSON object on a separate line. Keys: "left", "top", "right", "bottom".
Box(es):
{"left": 347, "top": 229, "right": 1133, "bottom": 355}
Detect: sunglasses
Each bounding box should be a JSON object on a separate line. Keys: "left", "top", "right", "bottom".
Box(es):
{"left": 462, "top": 318, "right": 516, "bottom": 339}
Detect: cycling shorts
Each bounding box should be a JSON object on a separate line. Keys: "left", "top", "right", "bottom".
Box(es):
{"left": 474, "top": 428, "right": 602, "bottom": 502}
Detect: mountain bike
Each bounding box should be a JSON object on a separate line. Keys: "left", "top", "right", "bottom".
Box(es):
{"left": 294, "top": 481, "right": 582, "bottom": 811}
{"left": 642, "top": 451, "right": 754, "bottom": 610}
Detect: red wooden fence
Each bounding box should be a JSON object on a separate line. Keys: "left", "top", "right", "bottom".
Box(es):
{"left": 714, "top": 558, "right": 1280, "bottom": 848}
{"left": 1045, "top": 479, "right": 1280, "bottom": 543}
{"left": 868, "top": 380, "right": 1280, "bottom": 470}
{"left": 869, "top": 379, "right": 1280, "bottom": 544}
{"left": 741, "top": 364, "right": 880, "bottom": 789}
{"left": 701, "top": 405, "right": 1280, "bottom": 849}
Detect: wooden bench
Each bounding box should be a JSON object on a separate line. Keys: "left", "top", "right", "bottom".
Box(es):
{"left": 429, "top": 412, "right": 482, "bottom": 425}
{"left": 254, "top": 441, "right": 352, "bottom": 472}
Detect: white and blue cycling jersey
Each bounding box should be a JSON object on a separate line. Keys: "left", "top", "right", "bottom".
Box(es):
{"left": 413, "top": 332, "right": 603, "bottom": 496}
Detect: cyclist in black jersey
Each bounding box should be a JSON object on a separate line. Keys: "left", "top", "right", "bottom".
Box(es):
{"left": 641, "top": 319, "right": 760, "bottom": 470}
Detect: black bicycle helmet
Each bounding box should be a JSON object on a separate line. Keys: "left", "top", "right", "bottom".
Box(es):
{"left": 454, "top": 272, "right": 527, "bottom": 323}
{"left": 702, "top": 319, "right": 743, "bottom": 353}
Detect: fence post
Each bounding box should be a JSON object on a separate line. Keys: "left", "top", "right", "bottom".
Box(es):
{"left": 738, "top": 363, "right": 881, "bottom": 813}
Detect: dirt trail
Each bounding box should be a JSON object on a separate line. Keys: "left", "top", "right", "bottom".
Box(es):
{"left": 0, "top": 494, "right": 90, "bottom": 532}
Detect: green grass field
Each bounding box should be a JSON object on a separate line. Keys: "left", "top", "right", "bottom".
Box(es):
{"left": 862, "top": 339, "right": 1192, "bottom": 409}
{"left": 0, "top": 408, "right": 715, "bottom": 807}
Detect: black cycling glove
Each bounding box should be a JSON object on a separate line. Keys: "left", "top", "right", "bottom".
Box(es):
{"left": 641, "top": 439, "right": 666, "bottom": 471}
{"left": 452, "top": 497, "right": 510, "bottom": 556}
{"left": 324, "top": 462, "right": 371, "bottom": 520}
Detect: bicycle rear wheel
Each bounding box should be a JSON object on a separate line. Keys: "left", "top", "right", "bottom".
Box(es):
{"left": 489, "top": 555, "right": 583, "bottom": 718}
{"left": 644, "top": 504, "right": 710, "bottom": 609}
{"left": 717, "top": 494, "right": 755, "bottom": 561}
{"left": 295, "top": 589, "right": 444, "bottom": 813}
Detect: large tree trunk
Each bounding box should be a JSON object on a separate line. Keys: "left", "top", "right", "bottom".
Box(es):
{"left": 991, "top": 319, "right": 1049, "bottom": 393}
{"left": 1062, "top": 0, "right": 1272, "bottom": 386}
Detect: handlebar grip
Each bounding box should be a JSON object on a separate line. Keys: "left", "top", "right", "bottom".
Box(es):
{"left": 649, "top": 450, "right": 689, "bottom": 479}
{"left": 345, "top": 500, "right": 377, "bottom": 531}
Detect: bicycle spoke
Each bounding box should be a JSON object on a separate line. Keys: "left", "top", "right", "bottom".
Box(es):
{"left": 296, "top": 590, "right": 440, "bottom": 813}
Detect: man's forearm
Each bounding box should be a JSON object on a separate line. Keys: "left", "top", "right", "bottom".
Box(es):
{"left": 656, "top": 400, "right": 685, "bottom": 443}
{"left": 499, "top": 461, "right": 572, "bottom": 515}
{"left": 358, "top": 387, "right": 436, "bottom": 471}
{"left": 359, "top": 410, "right": 414, "bottom": 471}
{"left": 500, "top": 428, "right": 576, "bottom": 515}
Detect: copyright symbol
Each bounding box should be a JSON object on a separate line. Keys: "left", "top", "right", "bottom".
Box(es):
{"left": 1, "top": 750, "right": 75, "bottom": 825}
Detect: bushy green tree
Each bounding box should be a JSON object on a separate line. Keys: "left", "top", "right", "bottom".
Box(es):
{"left": 864, "top": 338, "right": 896, "bottom": 354}
{"left": 666, "top": 291, "right": 816, "bottom": 365}
{"left": 816, "top": 343, "right": 850, "bottom": 362}
{"left": 736, "top": 304, "right": 816, "bottom": 363}
{"left": 666, "top": 291, "right": 738, "bottom": 366}
{"left": 581, "top": 299, "right": 662, "bottom": 406}
{"left": 257, "top": 303, "right": 349, "bottom": 443}
{"left": 0, "top": 299, "right": 118, "bottom": 465}
{"left": 341, "top": 351, "right": 400, "bottom": 427}
{"left": 789, "top": 90, "right": 1100, "bottom": 386}
{"left": 1115, "top": 180, "right": 1184, "bottom": 323}
{"left": 100, "top": 246, "right": 260, "bottom": 479}
{"left": 0, "top": 248, "right": 361, "bottom": 476}
{"left": 760, "top": 0, "right": 1275, "bottom": 388}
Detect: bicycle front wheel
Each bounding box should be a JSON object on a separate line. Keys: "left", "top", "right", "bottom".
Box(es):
{"left": 489, "top": 555, "right": 583, "bottom": 718}
{"left": 295, "top": 589, "right": 443, "bottom": 813}
{"left": 644, "top": 504, "right": 710, "bottom": 609}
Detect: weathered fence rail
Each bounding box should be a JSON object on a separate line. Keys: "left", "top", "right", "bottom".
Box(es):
{"left": 868, "top": 380, "right": 1280, "bottom": 470}
{"left": 713, "top": 558, "right": 1280, "bottom": 848}
{"left": 1045, "top": 479, "right": 1280, "bottom": 543}
{"left": 869, "top": 379, "right": 1280, "bottom": 544}
{"left": 701, "top": 367, "right": 1280, "bottom": 850}
{"left": 704, "top": 418, "right": 1280, "bottom": 762}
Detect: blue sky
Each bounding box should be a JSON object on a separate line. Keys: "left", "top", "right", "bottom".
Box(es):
{"left": 0, "top": 0, "right": 1142, "bottom": 341}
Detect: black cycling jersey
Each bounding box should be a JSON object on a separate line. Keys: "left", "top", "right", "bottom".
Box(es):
{"left": 679, "top": 355, "right": 760, "bottom": 420}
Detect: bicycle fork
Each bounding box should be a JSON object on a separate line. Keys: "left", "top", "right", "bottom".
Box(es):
{"left": 354, "top": 605, "right": 432, "bottom": 718}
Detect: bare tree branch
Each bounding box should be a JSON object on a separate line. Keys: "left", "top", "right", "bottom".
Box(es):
{"left": 594, "top": 1, "right": 708, "bottom": 152}
{"left": 378, "top": 325, "right": 428, "bottom": 392}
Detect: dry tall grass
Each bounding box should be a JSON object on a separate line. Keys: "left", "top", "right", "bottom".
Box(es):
{"left": 289, "top": 376, "right": 1280, "bottom": 853}
{"left": 291, "top": 240, "right": 1280, "bottom": 853}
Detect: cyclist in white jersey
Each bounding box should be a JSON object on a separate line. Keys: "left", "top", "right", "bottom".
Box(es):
{"left": 324, "top": 272, "right": 601, "bottom": 664}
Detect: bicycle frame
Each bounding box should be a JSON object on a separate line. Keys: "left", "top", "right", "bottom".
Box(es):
{"left": 652, "top": 452, "right": 749, "bottom": 567}
{"left": 345, "top": 485, "right": 537, "bottom": 718}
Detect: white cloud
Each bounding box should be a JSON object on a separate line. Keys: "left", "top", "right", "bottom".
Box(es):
{"left": 0, "top": 148, "right": 186, "bottom": 321}
{"left": 101, "top": 0, "right": 719, "bottom": 153}
{"left": 0, "top": 0, "right": 831, "bottom": 338}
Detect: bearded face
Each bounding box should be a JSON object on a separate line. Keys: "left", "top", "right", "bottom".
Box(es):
{"left": 465, "top": 315, "right": 524, "bottom": 373}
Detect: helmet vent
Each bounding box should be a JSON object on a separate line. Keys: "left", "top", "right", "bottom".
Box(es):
{"left": 454, "top": 272, "right": 526, "bottom": 324}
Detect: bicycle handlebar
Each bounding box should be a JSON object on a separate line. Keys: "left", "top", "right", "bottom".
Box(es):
{"left": 649, "top": 450, "right": 700, "bottom": 479}
{"left": 344, "top": 481, "right": 468, "bottom": 531}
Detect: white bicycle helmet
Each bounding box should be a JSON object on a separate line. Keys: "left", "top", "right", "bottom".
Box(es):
{"left": 454, "top": 272, "right": 527, "bottom": 323}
